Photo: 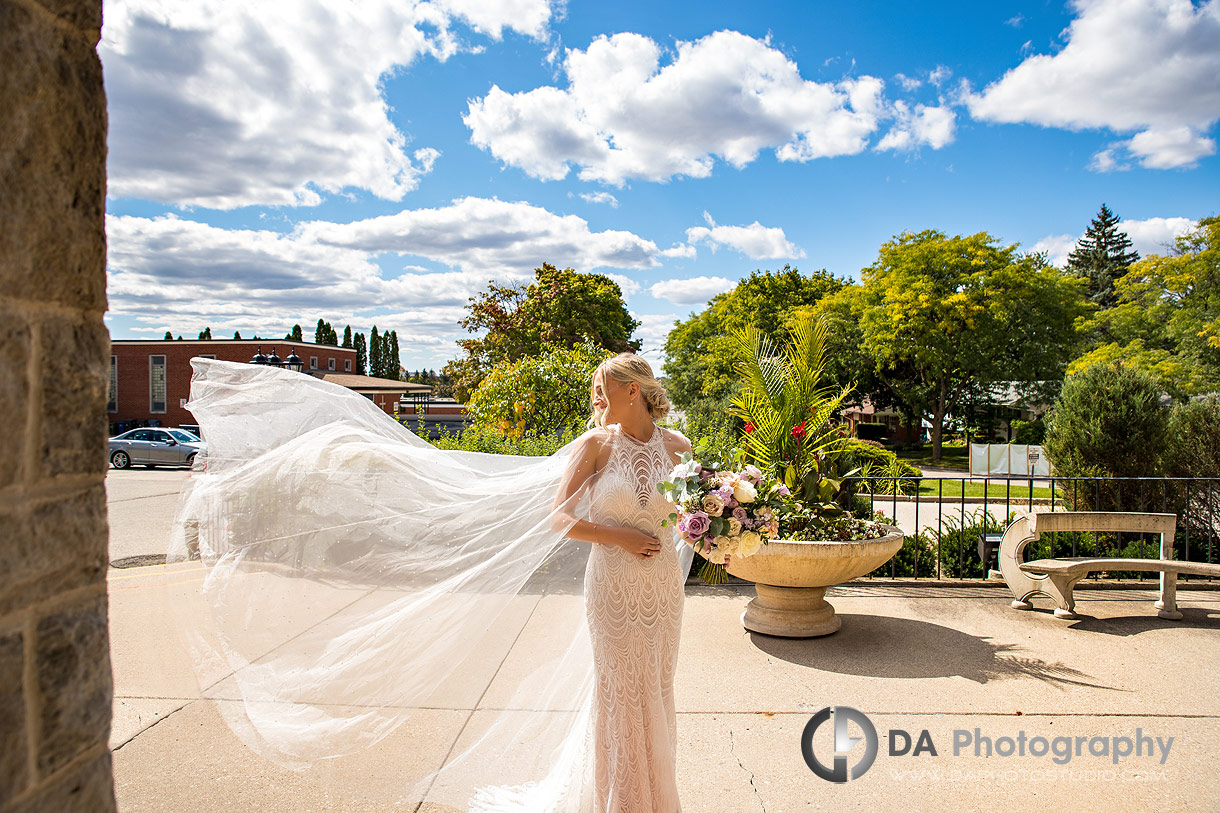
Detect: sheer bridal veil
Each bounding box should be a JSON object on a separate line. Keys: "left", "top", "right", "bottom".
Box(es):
{"left": 167, "top": 358, "right": 692, "bottom": 810}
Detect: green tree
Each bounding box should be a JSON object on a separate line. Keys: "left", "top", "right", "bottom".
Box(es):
{"left": 286, "top": 324, "right": 303, "bottom": 342}
{"left": 388, "top": 330, "right": 402, "bottom": 380}
{"left": 197, "top": 326, "right": 212, "bottom": 340}
{"left": 443, "top": 263, "right": 639, "bottom": 401}
{"left": 466, "top": 340, "right": 611, "bottom": 437}
{"left": 314, "top": 319, "right": 339, "bottom": 346}
{"left": 663, "top": 266, "right": 844, "bottom": 431}
{"left": 233, "top": 331, "right": 242, "bottom": 340}
{"left": 837, "top": 231, "right": 1086, "bottom": 461}
{"left": 1066, "top": 203, "right": 1139, "bottom": 309}
{"left": 342, "top": 325, "right": 352, "bottom": 348}
{"left": 1043, "top": 362, "right": 1169, "bottom": 480}
{"left": 1070, "top": 216, "right": 1220, "bottom": 398}
{"left": 163, "top": 331, "right": 172, "bottom": 341}
{"left": 369, "top": 326, "right": 382, "bottom": 378}
{"left": 353, "top": 332, "right": 368, "bottom": 376}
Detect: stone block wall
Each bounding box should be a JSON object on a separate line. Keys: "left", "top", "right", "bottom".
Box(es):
{"left": 0, "top": 0, "right": 115, "bottom": 809}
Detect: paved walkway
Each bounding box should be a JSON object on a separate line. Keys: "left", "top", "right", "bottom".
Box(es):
{"left": 108, "top": 564, "right": 1220, "bottom": 811}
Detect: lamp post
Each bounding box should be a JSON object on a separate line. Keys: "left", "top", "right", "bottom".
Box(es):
{"left": 266, "top": 347, "right": 282, "bottom": 367}
{"left": 250, "top": 346, "right": 268, "bottom": 365}
{"left": 284, "top": 349, "right": 303, "bottom": 372}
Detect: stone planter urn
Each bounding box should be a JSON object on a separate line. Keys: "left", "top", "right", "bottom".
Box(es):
{"left": 724, "top": 526, "right": 904, "bottom": 637}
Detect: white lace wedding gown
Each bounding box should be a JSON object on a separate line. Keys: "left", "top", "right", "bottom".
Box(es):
{"left": 585, "top": 424, "right": 685, "bottom": 812}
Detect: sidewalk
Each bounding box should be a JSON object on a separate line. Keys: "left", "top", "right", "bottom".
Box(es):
{"left": 108, "top": 566, "right": 1220, "bottom": 811}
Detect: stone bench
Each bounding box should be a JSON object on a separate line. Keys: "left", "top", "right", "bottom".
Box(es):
{"left": 999, "top": 511, "right": 1220, "bottom": 620}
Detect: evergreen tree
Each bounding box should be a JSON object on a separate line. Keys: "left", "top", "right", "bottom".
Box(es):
{"left": 163, "top": 331, "right": 172, "bottom": 341}
{"left": 342, "top": 325, "right": 352, "bottom": 348}
{"left": 176, "top": 335, "right": 184, "bottom": 340}
{"left": 370, "top": 326, "right": 382, "bottom": 378}
{"left": 315, "top": 318, "right": 328, "bottom": 344}
{"left": 1066, "top": 204, "right": 1140, "bottom": 309}
{"left": 286, "top": 324, "right": 303, "bottom": 342}
{"left": 233, "top": 331, "right": 242, "bottom": 340}
{"left": 353, "top": 332, "right": 368, "bottom": 376}
{"left": 388, "top": 330, "right": 401, "bottom": 380}
{"left": 198, "top": 326, "right": 212, "bottom": 340}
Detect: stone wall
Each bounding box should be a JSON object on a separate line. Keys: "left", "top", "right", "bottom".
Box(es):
{"left": 0, "top": 0, "right": 116, "bottom": 809}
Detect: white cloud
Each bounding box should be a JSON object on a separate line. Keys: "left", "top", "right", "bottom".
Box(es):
{"left": 580, "top": 191, "right": 620, "bottom": 207}
{"left": 465, "top": 30, "right": 888, "bottom": 184}
{"left": 301, "top": 196, "right": 667, "bottom": 272}
{"left": 630, "top": 312, "right": 683, "bottom": 371}
{"left": 660, "top": 244, "right": 697, "bottom": 259}
{"left": 684, "top": 212, "right": 804, "bottom": 259}
{"left": 649, "top": 276, "right": 737, "bottom": 305}
{"left": 1125, "top": 126, "right": 1217, "bottom": 168}
{"left": 876, "top": 101, "right": 956, "bottom": 151}
{"left": 895, "top": 73, "right": 922, "bottom": 92}
{"left": 928, "top": 65, "right": 952, "bottom": 88}
{"left": 1088, "top": 146, "right": 1128, "bottom": 172}
{"left": 1030, "top": 233, "right": 1080, "bottom": 267}
{"left": 968, "top": 0, "right": 1220, "bottom": 170}
{"left": 101, "top": 0, "right": 553, "bottom": 209}
{"left": 1032, "top": 216, "right": 1196, "bottom": 266}
{"left": 105, "top": 197, "right": 684, "bottom": 361}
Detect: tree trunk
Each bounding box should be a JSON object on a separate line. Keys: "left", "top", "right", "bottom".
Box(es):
{"left": 931, "top": 377, "right": 948, "bottom": 462}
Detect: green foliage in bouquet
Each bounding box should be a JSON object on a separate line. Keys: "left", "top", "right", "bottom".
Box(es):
{"left": 728, "top": 318, "right": 863, "bottom": 540}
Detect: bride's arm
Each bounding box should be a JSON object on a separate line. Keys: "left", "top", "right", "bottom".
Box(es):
{"left": 550, "top": 429, "right": 662, "bottom": 558}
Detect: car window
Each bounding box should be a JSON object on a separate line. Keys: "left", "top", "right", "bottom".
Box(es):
{"left": 168, "top": 429, "right": 198, "bottom": 442}
{"left": 128, "top": 430, "right": 150, "bottom": 441}
{"left": 151, "top": 431, "right": 171, "bottom": 443}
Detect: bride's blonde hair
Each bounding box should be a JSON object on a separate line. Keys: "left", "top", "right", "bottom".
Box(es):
{"left": 589, "top": 353, "right": 671, "bottom": 428}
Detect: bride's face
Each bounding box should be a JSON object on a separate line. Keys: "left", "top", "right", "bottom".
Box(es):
{"left": 591, "top": 371, "right": 636, "bottom": 421}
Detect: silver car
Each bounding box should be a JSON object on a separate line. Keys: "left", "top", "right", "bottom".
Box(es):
{"left": 109, "top": 427, "right": 205, "bottom": 469}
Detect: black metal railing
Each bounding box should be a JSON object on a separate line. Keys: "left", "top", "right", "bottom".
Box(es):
{"left": 843, "top": 475, "right": 1220, "bottom": 581}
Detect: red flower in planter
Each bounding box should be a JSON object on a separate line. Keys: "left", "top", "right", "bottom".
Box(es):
{"left": 791, "top": 421, "right": 807, "bottom": 439}
{"left": 744, "top": 422, "right": 756, "bottom": 434}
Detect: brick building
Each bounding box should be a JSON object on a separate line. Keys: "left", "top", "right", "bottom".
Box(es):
{"left": 108, "top": 339, "right": 429, "bottom": 432}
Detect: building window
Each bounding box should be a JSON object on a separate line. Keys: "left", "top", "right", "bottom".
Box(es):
{"left": 328, "top": 358, "right": 336, "bottom": 370}
{"left": 310, "top": 356, "right": 318, "bottom": 369}
{"left": 199, "top": 354, "right": 216, "bottom": 359}
{"left": 150, "top": 355, "right": 166, "bottom": 413}
{"left": 108, "top": 355, "right": 117, "bottom": 412}
{"left": 345, "top": 359, "right": 351, "bottom": 372}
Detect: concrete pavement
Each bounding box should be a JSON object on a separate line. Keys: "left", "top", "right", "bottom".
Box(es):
{"left": 108, "top": 562, "right": 1220, "bottom": 811}
{"left": 106, "top": 468, "right": 191, "bottom": 565}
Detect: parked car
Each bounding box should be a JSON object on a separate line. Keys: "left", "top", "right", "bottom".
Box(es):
{"left": 108, "top": 427, "right": 205, "bottom": 469}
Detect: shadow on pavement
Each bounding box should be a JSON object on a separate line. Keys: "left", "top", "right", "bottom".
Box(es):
{"left": 1063, "top": 605, "right": 1220, "bottom": 635}
{"left": 748, "top": 614, "right": 1118, "bottom": 690}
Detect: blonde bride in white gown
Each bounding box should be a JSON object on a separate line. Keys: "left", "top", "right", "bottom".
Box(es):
{"left": 551, "top": 354, "right": 690, "bottom": 812}
{"left": 169, "top": 353, "right": 693, "bottom": 812}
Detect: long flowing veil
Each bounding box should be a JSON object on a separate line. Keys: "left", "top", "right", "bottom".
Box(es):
{"left": 166, "top": 358, "right": 693, "bottom": 810}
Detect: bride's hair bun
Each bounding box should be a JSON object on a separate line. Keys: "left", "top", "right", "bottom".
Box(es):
{"left": 591, "top": 353, "right": 670, "bottom": 425}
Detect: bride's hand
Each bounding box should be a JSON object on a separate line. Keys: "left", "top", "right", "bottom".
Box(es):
{"left": 608, "top": 528, "right": 663, "bottom": 560}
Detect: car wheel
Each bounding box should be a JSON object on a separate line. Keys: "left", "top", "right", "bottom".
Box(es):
{"left": 111, "top": 451, "right": 130, "bottom": 469}
{"left": 186, "top": 453, "right": 196, "bottom": 468}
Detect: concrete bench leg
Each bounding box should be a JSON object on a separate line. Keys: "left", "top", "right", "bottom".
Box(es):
{"left": 1155, "top": 571, "right": 1183, "bottom": 620}
{"left": 1045, "top": 574, "right": 1081, "bottom": 619}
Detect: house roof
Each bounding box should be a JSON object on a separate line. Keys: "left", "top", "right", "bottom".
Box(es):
{"left": 319, "top": 373, "right": 431, "bottom": 394}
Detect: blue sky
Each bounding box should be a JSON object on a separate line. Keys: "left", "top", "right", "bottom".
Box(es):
{"left": 101, "top": 0, "right": 1220, "bottom": 371}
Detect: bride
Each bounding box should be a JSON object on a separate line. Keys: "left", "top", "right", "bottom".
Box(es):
{"left": 169, "top": 352, "right": 693, "bottom": 812}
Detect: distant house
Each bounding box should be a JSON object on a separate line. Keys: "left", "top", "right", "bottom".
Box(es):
{"left": 107, "top": 339, "right": 430, "bottom": 432}
{"left": 841, "top": 399, "right": 924, "bottom": 444}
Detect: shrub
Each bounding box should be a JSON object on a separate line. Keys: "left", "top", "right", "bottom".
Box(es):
{"left": 1166, "top": 396, "right": 1220, "bottom": 478}
{"left": 840, "top": 439, "right": 922, "bottom": 496}
{"left": 1009, "top": 417, "right": 1046, "bottom": 445}
{"left": 431, "top": 424, "right": 578, "bottom": 456}
{"left": 1043, "top": 362, "right": 1169, "bottom": 510}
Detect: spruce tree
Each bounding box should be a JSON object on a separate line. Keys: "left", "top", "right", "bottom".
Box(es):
{"left": 233, "top": 331, "right": 242, "bottom": 340}
{"left": 342, "top": 325, "right": 352, "bottom": 348}
{"left": 1066, "top": 204, "right": 1140, "bottom": 309}
{"left": 198, "top": 326, "right": 212, "bottom": 340}
{"left": 370, "top": 326, "right": 382, "bottom": 378}
{"left": 285, "top": 324, "right": 304, "bottom": 342}
{"left": 354, "top": 332, "right": 368, "bottom": 376}
{"left": 314, "top": 318, "right": 327, "bottom": 344}
{"left": 163, "top": 331, "right": 172, "bottom": 341}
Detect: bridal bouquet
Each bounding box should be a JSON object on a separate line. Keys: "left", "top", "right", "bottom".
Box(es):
{"left": 657, "top": 452, "right": 788, "bottom": 583}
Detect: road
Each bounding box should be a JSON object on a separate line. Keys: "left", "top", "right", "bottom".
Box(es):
{"left": 106, "top": 467, "right": 191, "bottom": 565}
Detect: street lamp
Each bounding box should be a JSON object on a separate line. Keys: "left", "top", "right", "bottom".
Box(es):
{"left": 250, "top": 346, "right": 268, "bottom": 365}
{"left": 266, "top": 347, "right": 282, "bottom": 367}
{"left": 284, "top": 349, "right": 303, "bottom": 372}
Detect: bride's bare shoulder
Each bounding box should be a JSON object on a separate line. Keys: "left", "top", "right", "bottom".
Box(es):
{"left": 660, "top": 427, "right": 692, "bottom": 454}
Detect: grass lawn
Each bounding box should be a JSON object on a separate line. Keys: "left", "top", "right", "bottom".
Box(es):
{"left": 915, "top": 479, "right": 1053, "bottom": 500}
{"left": 894, "top": 444, "right": 970, "bottom": 471}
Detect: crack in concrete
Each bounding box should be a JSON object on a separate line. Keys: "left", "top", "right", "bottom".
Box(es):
{"left": 729, "top": 727, "right": 766, "bottom": 812}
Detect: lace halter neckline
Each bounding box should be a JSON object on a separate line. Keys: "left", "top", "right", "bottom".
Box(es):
{"left": 614, "top": 422, "right": 659, "bottom": 446}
